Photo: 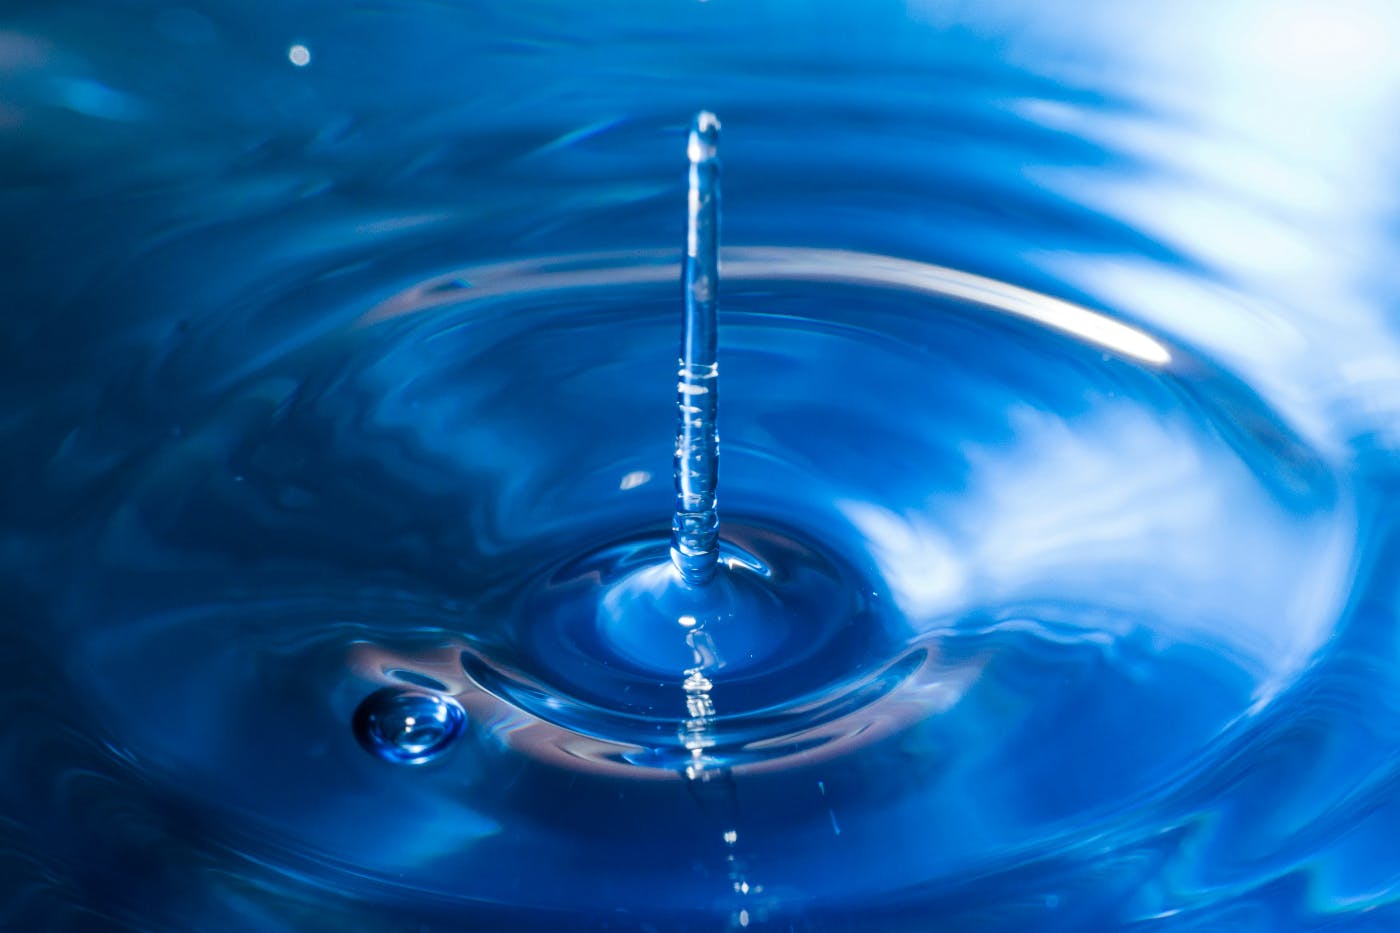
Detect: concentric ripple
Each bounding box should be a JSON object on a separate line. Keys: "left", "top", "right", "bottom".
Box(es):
{"left": 8, "top": 0, "right": 1400, "bottom": 926}
{"left": 57, "top": 250, "right": 1355, "bottom": 917}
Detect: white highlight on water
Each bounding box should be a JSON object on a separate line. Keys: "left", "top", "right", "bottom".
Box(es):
{"left": 363, "top": 248, "right": 1169, "bottom": 367}
{"left": 618, "top": 470, "right": 651, "bottom": 490}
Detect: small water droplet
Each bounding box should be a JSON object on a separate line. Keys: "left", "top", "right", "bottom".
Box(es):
{"left": 353, "top": 688, "right": 465, "bottom": 764}
{"left": 288, "top": 44, "right": 311, "bottom": 67}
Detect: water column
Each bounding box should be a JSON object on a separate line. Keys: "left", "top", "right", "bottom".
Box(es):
{"left": 671, "top": 111, "right": 723, "bottom": 587}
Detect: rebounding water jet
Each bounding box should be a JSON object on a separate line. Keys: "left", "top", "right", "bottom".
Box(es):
{"left": 671, "top": 111, "right": 723, "bottom": 587}
{"left": 671, "top": 112, "right": 727, "bottom": 775}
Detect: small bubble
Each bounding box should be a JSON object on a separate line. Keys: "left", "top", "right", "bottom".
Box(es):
{"left": 353, "top": 688, "right": 465, "bottom": 764}
{"left": 288, "top": 44, "right": 311, "bottom": 67}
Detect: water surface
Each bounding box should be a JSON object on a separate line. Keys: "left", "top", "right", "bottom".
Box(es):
{"left": 4, "top": 2, "right": 1400, "bottom": 930}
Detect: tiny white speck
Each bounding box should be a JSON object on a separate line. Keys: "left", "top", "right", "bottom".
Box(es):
{"left": 722, "top": 829, "right": 737, "bottom": 845}
{"left": 738, "top": 909, "right": 750, "bottom": 927}
{"left": 288, "top": 44, "right": 311, "bottom": 67}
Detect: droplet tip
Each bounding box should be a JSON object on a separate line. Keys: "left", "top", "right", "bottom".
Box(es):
{"left": 688, "top": 111, "right": 721, "bottom": 163}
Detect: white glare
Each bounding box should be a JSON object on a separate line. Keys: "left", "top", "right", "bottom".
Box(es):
{"left": 619, "top": 470, "right": 651, "bottom": 490}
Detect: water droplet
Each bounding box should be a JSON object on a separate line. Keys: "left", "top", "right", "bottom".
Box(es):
{"left": 288, "top": 44, "right": 311, "bottom": 67}
{"left": 353, "top": 688, "right": 465, "bottom": 764}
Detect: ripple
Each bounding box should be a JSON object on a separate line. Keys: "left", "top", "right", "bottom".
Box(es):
{"left": 24, "top": 250, "right": 1346, "bottom": 920}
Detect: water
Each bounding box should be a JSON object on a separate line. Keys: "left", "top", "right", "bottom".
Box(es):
{"left": 4, "top": 1, "right": 1400, "bottom": 930}
{"left": 672, "top": 110, "right": 722, "bottom": 587}
{"left": 354, "top": 687, "right": 467, "bottom": 764}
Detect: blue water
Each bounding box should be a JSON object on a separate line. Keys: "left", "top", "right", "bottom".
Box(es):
{"left": 672, "top": 110, "right": 722, "bottom": 587}
{"left": 4, "top": 1, "right": 1400, "bottom": 930}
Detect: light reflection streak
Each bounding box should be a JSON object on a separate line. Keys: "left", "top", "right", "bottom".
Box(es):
{"left": 358, "top": 247, "right": 1172, "bottom": 367}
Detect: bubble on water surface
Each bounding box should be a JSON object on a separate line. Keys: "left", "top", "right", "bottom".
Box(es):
{"left": 353, "top": 687, "right": 466, "bottom": 764}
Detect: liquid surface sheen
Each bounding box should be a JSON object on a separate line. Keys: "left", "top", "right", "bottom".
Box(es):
{"left": 3, "top": 2, "right": 1400, "bottom": 932}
